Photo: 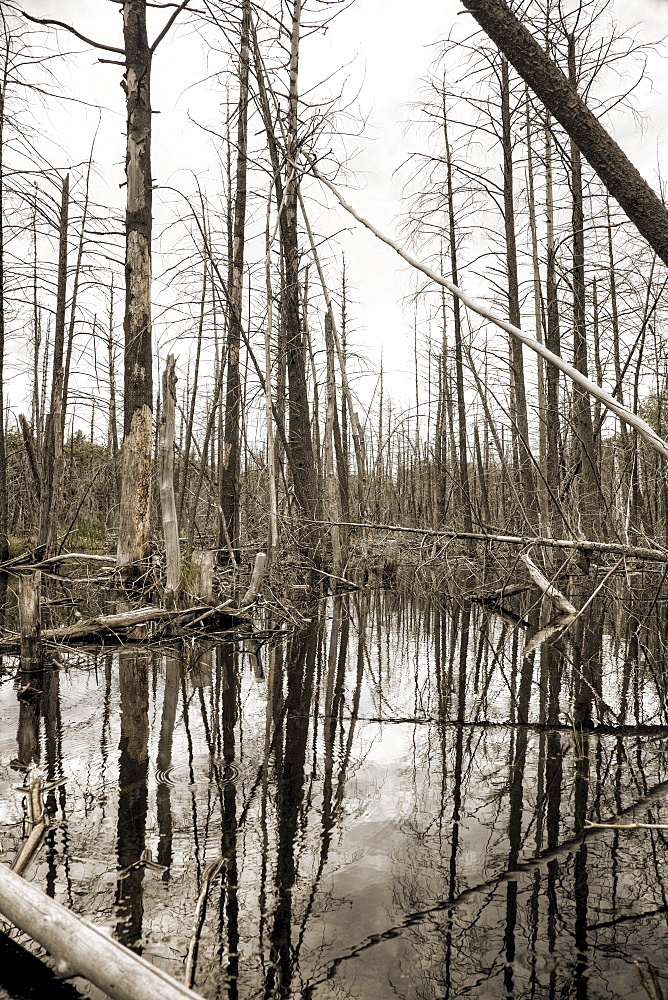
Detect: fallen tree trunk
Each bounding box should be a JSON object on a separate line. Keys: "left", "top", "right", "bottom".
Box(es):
{"left": 305, "top": 518, "right": 668, "bottom": 562}
{"left": 459, "top": 0, "right": 668, "bottom": 269}
{"left": 0, "top": 603, "right": 249, "bottom": 650}
{"left": 0, "top": 864, "right": 204, "bottom": 1000}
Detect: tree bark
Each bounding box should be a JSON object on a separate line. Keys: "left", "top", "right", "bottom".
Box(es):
{"left": 38, "top": 174, "right": 69, "bottom": 556}
{"left": 500, "top": 57, "right": 537, "bottom": 530}
{"left": 282, "top": 0, "right": 319, "bottom": 531}
{"left": 459, "top": 0, "right": 668, "bottom": 268}
{"left": 567, "top": 33, "right": 599, "bottom": 539}
{"left": 444, "top": 113, "right": 472, "bottom": 534}
{"left": 219, "top": 0, "right": 250, "bottom": 559}
{"left": 158, "top": 356, "right": 180, "bottom": 608}
{"left": 117, "top": 0, "right": 153, "bottom": 578}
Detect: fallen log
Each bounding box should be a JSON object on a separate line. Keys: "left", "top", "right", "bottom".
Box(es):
{"left": 0, "top": 863, "right": 204, "bottom": 1000}
{"left": 0, "top": 602, "right": 250, "bottom": 651}
{"left": 305, "top": 519, "right": 668, "bottom": 562}
{"left": 0, "top": 551, "right": 115, "bottom": 573}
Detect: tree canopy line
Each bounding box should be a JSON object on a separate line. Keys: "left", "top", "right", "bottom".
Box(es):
{"left": 2, "top": 0, "right": 668, "bottom": 602}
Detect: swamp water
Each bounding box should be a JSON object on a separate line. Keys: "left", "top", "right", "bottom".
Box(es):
{"left": 1, "top": 581, "right": 668, "bottom": 999}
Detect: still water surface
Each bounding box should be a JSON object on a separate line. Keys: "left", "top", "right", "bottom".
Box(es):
{"left": 1, "top": 583, "right": 668, "bottom": 998}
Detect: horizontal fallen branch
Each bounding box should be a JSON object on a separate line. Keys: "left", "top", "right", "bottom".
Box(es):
{"left": 0, "top": 602, "right": 251, "bottom": 650}
{"left": 0, "top": 551, "right": 115, "bottom": 573}
{"left": 306, "top": 519, "right": 668, "bottom": 562}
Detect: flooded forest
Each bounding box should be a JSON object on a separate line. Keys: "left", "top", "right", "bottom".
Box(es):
{"left": 2, "top": 0, "right": 668, "bottom": 998}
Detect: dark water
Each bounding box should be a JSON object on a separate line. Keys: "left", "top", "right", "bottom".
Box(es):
{"left": 2, "top": 580, "right": 668, "bottom": 999}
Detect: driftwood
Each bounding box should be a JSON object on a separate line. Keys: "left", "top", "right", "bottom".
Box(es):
{"left": 519, "top": 552, "right": 576, "bottom": 616}
{"left": 0, "top": 864, "right": 204, "bottom": 1000}
{"left": 0, "top": 603, "right": 249, "bottom": 651}
{"left": 11, "top": 778, "right": 51, "bottom": 877}
{"left": 0, "top": 551, "right": 114, "bottom": 574}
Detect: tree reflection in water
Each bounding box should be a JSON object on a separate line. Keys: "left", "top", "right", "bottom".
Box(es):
{"left": 2, "top": 581, "right": 668, "bottom": 998}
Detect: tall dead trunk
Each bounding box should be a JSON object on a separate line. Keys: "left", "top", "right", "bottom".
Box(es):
{"left": 219, "top": 0, "right": 250, "bottom": 559}
{"left": 264, "top": 194, "right": 279, "bottom": 560}
{"left": 544, "top": 112, "right": 563, "bottom": 539}
{"left": 106, "top": 282, "right": 121, "bottom": 506}
{"left": 525, "top": 90, "right": 549, "bottom": 533}
{"left": 607, "top": 201, "right": 631, "bottom": 524}
{"left": 179, "top": 261, "right": 206, "bottom": 523}
{"left": 251, "top": 5, "right": 318, "bottom": 540}
{"left": 158, "top": 355, "right": 180, "bottom": 608}
{"left": 38, "top": 174, "right": 69, "bottom": 555}
{"left": 117, "top": 0, "right": 154, "bottom": 578}
{"left": 444, "top": 111, "right": 472, "bottom": 534}
{"left": 281, "top": 1, "right": 319, "bottom": 535}
{"left": 500, "top": 57, "right": 537, "bottom": 530}
{"left": 567, "top": 33, "right": 599, "bottom": 539}
{"left": 324, "top": 309, "right": 341, "bottom": 569}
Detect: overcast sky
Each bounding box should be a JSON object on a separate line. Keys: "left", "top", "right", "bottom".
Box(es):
{"left": 15, "top": 0, "right": 668, "bottom": 415}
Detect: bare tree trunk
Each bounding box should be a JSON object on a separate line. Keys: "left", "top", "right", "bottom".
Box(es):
{"left": 250, "top": 4, "right": 318, "bottom": 542}
{"left": 63, "top": 152, "right": 93, "bottom": 418}
{"left": 543, "top": 113, "right": 563, "bottom": 539}
{"left": 0, "top": 46, "right": 9, "bottom": 591}
{"left": 179, "top": 260, "right": 206, "bottom": 523}
{"left": 460, "top": 0, "right": 668, "bottom": 267}
{"left": 298, "top": 192, "right": 366, "bottom": 519}
{"left": 219, "top": 0, "right": 250, "bottom": 559}
{"left": 117, "top": 0, "right": 154, "bottom": 578}
{"left": 281, "top": 1, "right": 319, "bottom": 540}
{"left": 324, "top": 309, "right": 341, "bottom": 569}
{"left": 567, "top": 33, "right": 599, "bottom": 540}
{"left": 106, "top": 282, "right": 121, "bottom": 506}
{"left": 264, "top": 195, "right": 279, "bottom": 560}
{"left": 444, "top": 112, "right": 472, "bottom": 534}
{"left": 501, "top": 57, "right": 537, "bottom": 529}
{"left": 38, "top": 174, "right": 69, "bottom": 556}
{"left": 158, "top": 356, "right": 180, "bottom": 608}
{"left": 607, "top": 201, "right": 630, "bottom": 528}
{"left": 525, "top": 90, "right": 549, "bottom": 533}
{"left": 19, "top": 572, "right": 41, "bottom": 671}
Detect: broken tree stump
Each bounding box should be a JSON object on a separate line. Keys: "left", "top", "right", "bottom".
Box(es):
{"left": 18, "top": 571, "right": 42, "bottom": 673}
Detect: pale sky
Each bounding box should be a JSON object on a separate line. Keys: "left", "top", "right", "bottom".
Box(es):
{"left": 11, "top": 0, "right": 668, "bottom": 421}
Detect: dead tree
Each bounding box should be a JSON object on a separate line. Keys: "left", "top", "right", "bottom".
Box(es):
{"left": 459, "top": 0, "right": 668, "bottom": 268}
{"left": 219, "top": 0, "right": 250, "bottom": 560}
{"left": 116, "top": 1, "right": 155, "bottom": 577}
